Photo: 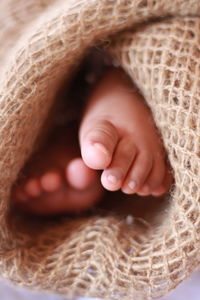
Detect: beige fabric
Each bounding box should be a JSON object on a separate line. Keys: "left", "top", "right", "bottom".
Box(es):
{"left": 0, "top": 0, "right": 200, "bottom": 299}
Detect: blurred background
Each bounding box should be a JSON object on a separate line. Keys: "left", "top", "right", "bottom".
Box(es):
{"left": 1, "top": 269, "right": 200, "bottom": 300}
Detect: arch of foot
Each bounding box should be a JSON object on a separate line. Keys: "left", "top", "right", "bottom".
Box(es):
{"left": 0, "top": 0, "right": 200, "bottom": 299}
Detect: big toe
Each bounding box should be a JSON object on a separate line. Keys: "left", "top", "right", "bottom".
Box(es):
{"left": 79, "top": 119, "right": 119, "bottom": 170}
{"left": 66, "top": 158, "right": 99, "bottom": 190}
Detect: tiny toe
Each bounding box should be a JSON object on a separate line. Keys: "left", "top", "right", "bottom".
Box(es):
{"left": 145, "top": 156, "right": 166, "bottom": 192}
{"left": 40, "top": 171, "right": 63, "bottom": 192}
{"left": 14, "top": 187, "right": 29, "bottom": 203}
{"left": 101, "top": 172, "right": 122, "bottom": 191}
{"left": 24, "top": 178, "right": 42, "bottom": 197}
{"left": 137, "top": 184, "right": 151, "bottom": 196}
{"left": 101, "top": 139, "right": 137, "bottom": 191}
{"left": 151, "top": 185, "right": 166, "bottom": 196}
{"left": 66, "top": 158, "right": 98, "bottom": 190}
{"left": 122, "top": 151, "right": 153, "bottom": 194}
{"left": 152, "top": 166, "right": 173, "bottom": 196}
{"left": 80, "top": 119, "right": 119, "bottom": 169}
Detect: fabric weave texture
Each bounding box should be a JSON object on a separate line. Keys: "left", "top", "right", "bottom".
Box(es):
{"left": 0, "top": 0, "right": 200, "bottom": 299}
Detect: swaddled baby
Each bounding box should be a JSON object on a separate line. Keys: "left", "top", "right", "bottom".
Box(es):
{"left": 12, "top": 49, "right": 173, "bottom": 215}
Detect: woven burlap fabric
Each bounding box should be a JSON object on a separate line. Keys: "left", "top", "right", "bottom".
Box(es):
{"left": 0, "top": 0, "right": 200, "bottom": 299}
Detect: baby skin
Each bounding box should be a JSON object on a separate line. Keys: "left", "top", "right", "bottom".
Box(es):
{"left": 12, "top": 67, "right": 173, "bottom": 215}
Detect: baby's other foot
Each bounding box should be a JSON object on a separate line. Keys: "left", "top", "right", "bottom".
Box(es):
{"left": 79, "top": 67, "right": 173, "bottom": 197}
{"left": 12, "top": 124, "right": 103, "bottom": 215}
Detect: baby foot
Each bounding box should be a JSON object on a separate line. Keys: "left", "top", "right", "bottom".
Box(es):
{"left": 12, "top": 124, "right": 103, "bottom": 215}
{"left": 79, "top": 67, "right": 173, "bottom": 197}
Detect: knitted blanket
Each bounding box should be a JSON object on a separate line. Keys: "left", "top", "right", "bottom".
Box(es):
{"left": 1, "top": 0, "right": 200, "bottom": 299}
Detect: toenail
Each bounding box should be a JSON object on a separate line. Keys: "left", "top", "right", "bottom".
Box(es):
{"left": 128, "top": 180, "right": 137, "bottom": 190}
{"left": 107, "top": 174, "right": 119, "bottom": 185}
{"left": 92, "top": 142, "right": 109, "bottom": 155}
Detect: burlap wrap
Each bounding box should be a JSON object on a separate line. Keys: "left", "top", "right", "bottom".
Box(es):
{"left": 0, "top": 0, "right": 200, "bottom": 299}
